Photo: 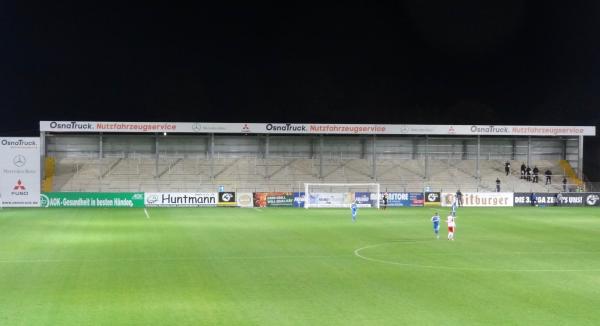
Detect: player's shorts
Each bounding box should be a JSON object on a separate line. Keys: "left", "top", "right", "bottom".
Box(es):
{"left": 433, "top": 223, "right": 439, "bottom": 230}
{"left": 448, "top": 226, "right": 454, "bottom": 232}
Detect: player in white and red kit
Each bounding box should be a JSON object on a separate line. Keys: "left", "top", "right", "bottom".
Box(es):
{"left": 446, "top": 213, "right": 456, "bottom": 240}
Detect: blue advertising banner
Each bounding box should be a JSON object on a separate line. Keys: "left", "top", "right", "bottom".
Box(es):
{"left": 293, "top": 192, "right": 305, "bottom": 208}
{"left": 382, "top": 192, "right": 424, "bottom": 207}
{"left": 354, "top": 192, "right": 377, "bottom": 207}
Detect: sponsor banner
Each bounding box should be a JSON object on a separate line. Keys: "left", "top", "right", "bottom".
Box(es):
{"left": 0, "top": 137, "right": 41, "bottom": 207}
{"left": 145, "top": 192, "right": 218, "bottom": 207}
{"left": 253, "top": 192, "right": 295, "bottom": 207}
{"left": 382, "top": 192, "right": 424, "bottom": 207}
{"left": 293, "top": 192, "right": 305, "bottom": 208}
{"left": 442, "top": 192, "right": 513, "bottom": 207}
{"left": 236, "top": 192, "right": 254, "bottom": 208}
{"left": 555, "top": 193, "right": 600, "bottom": 207}
{"left": 308, "top": 192, "right": 352, "bottom": 208}
{"left": 218, "top": 192, "right": 236, "bottom": 206}
{"left": 424, "top": 192, "right": 441, "bottom": 207}
{"left": 41, "top": 192, "right": 144, "bottom": 208}
{"left": 354, "top": 192, "right": 378, "bottom": 207}
{"left": 514, "top": 193, "right": 559, "bottom": 206}
{"left": 40, "top": 121, "right": 595, "bottom": 136}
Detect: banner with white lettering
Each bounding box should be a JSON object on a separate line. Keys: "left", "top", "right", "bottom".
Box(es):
{"left": 555, "top": 193, "right": 600, "bottom": 207}
{"left": 381, "top": 192, "right": 424, "bottom": 207}
{"left": 513, "top": 193, "right": 559, "bottom": 206}
{"left": 441, "top": 192, "right": 513, "bottom": 207}
{"left": 144, "top": 192, "right": 218, "bottom": 207}
{"left": 0, "top": 138, "right": 40, "bottom": 207}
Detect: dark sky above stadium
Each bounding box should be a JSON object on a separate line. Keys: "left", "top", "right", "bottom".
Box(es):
{"left": 4, "top": 1, "right": 600, "bottom": 127}
{"left": 2, "top": 1, "right": 600, "bottom": 175}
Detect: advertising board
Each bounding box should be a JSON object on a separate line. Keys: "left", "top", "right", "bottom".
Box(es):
{"left": 0, "top": 138, "right": 41, "bottom": 207}
{"left": 424, "top": 192, "right": 441, "bottom": 207}
{"left": 382, "top": 192, "right": 424, "bottom": 207}
{"left": 253, "top": 192, "right": 295, "bottom": 207}
{"left": 442, "top": 192, "right": 513, "bottom": 207}
{"left": 144, "top": 192, "right": 218, "bottom": 207}
{"left": 41, "top": 192, "right": 144, "bottom": 208}
{"left": 513, "top": 193, "right": 558, "bottom": 206}
{"left": 218, "top": 192, "right": 236, "bottom": 206}
{"left": 307, "top": 192, "right": 352, "bottom": 208}
{"left": 236, "top": 192, "right": 254, "bottom": 208}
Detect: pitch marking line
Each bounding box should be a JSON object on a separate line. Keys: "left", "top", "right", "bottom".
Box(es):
{"left": 354, "top": 242, "right": 600, "bottom": 272}
{"left": 144, "top": 208, "right": 150, "bottom": 219}
{"left": 0, "top": 254, "right": 352, "bottom": 264}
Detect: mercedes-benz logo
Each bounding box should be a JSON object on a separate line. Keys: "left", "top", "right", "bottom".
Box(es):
{"left": 191, "top": 123, "right": 202, "bottom": 132}
{"left": 13, "top": 155, "right": 26, "bottom": 167}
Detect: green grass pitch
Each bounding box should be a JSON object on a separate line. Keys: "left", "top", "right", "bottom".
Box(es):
{"left": 0, "top": 206, "right": 599, "bottom": 325}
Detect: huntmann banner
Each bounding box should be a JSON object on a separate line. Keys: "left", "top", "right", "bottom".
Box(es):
{"left": 0, "top": 138, "right": 41, "bottom": 207}
{"left": 145, "top": 192, "right": 218, "bottom": 207}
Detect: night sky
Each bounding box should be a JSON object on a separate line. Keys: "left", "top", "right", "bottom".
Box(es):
{"left": 3, "top": 2, "right": 600, "bottom": 177}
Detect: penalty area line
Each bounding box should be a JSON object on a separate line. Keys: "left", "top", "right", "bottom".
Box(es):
{"left": 144, "top": 208, "right": 150, "bottom": 219}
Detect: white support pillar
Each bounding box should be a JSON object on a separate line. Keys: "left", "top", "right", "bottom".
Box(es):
{"left": 578, "top": 135, "right": 584, "bottom": 179}
{"left": 99, "top": 133, "right": 103, "bottom": 159}
{"left": 210, "top": 133, "right": 215, "bottom": 180}
{"left": 476, "top": 135, "right": 481, "bottom": 180}
{"left": 371, "top": 135, "right": 377, "bottom": 180}
{"left": 319, "top": 135, "right": 324, "bottom": 179}
{"left": 527, "top": 136, "right": 531, "bottom": 167}
{"left": 265, "top": 134, "right": 270, "bottom": 159}
{"left": 424, "top": 135, "right": 430, "bottom": 180}
{"left": 40, "top": 131, "right": 46, "bottom": 180}
{"left": 155, "top": 133, "right": 159, "bottom": 178}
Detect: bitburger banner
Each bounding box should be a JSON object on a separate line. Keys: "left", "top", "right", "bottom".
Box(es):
{"left": 0, "top": 138, "right": 40, "bottom": 207}
{"left": 442, "top": 192, "right": 513, "bottom": 207}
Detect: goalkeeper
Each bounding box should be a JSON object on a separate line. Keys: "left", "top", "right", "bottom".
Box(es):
{"left": 351, "top": 201, "right": 358, "bottom": 222}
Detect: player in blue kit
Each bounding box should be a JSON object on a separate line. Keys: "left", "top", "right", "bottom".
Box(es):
{"left": 351, "top": 201, "right": 358, "bottom": 222}
{"left": 451, "top": 198, "right": 458, "bottom": 215}
{"left": 431, "top": 212, "right": 441, "bottom": 239}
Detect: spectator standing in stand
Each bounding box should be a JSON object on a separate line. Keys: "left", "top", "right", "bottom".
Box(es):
{"left": 545, "top": 169, "right": 552, "bottom": 185}
{"left": 562, "top": 177, "right": 568, "bottom": 192}
{"left": 532, "top": 166, "right": 539, "bottom": 183}
{"left": 504, "top": 161, "right": 511, "bottom": 176}
{"left": 520, "top": 163, "right": 526, "bottom": 179}
{"left": 526, "top": 166, "right": 532, "bottom": 181}
{"left": 496, "top": 177, "right": 501, "bottom": 192}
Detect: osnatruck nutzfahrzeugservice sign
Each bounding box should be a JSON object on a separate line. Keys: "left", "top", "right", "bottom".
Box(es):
{"left": 0, "top": 138, "right": 40, "bottom": 207}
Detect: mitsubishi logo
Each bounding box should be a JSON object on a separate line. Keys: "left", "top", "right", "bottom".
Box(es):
{"left": 13, "top": 155, "right": 26, "bottom": 167}
{"left": 13, "top": 180, "right": 26, "bottom": 190}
